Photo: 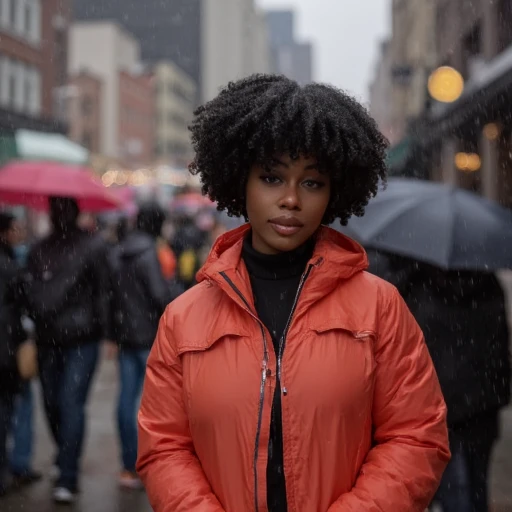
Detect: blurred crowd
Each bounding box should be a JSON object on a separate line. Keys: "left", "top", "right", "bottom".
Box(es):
{"left": 0, "top": 189, "right": 239, "bottom": 503}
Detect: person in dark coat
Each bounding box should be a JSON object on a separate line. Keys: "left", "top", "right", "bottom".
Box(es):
{"left": 403, "top": 265, "right": 511, "bottom": 512}
{"left": 0, "top": 213, "right": 25, "bottom": 496}
{"left": 22, "top": 197, "right": 110, "bottom": 503}
{"left": 108, "top": 203, "right": 181, "bottom": 489}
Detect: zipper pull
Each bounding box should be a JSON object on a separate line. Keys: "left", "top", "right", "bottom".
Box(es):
{"left": 282, "top": 388, "right": 288, "bottom": 396}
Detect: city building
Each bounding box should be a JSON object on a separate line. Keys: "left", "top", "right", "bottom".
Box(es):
{"left": 66, "top": 71, "right": 102, "bottom": 154}
{"left": 266, "top": 9, "right": 313, "bottom": 85}
{"left": 153, "top": 61, "right": 196, "bottom": 166}
{"left": 201, "top": 0, "right": 271, "bottom": 102}
{"left": 385, "top": 0, "right": 437, "bottom": 146}
{"left": 68, "top": 21, "right": 154, "bottom": 166}
{"left": 118, "top": 71, "right": 154, "bottom": 166}
{"left": 414, "top": 0, "right": 512, "bottom": 207}
{"left": 72, "top": 0, "right": 202, "bottom": 95}
{"left": 369, "top": 39, "right": 394, "bottom": 143}
{"left": 0, "top": 0, "right": 70, "bottom": 134}
{"left": 71, "top": 0, "right": 271, "bottom": 104}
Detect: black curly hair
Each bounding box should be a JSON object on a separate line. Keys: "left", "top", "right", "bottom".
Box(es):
{"left": 189, "top": 74, "right": 388, "bottom": 225}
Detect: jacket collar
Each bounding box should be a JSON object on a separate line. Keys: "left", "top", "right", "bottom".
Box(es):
{"left": 197, "top": 224, "right": 368, "bottom": 309}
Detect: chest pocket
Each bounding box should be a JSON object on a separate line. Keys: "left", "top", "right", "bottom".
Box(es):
{"left": 291, "top": 320, "right": 378, "bottom": 407}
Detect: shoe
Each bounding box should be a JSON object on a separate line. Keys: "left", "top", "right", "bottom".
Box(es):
{"left": 53, "top": 487, "right": 76, "bottom": 504}
{"left": 118, "top": 470, "right": 143, "bottom": 490}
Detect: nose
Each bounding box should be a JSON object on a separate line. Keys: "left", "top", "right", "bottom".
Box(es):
{"left": 278, "top": 184, "right": 301, "bottom": 210}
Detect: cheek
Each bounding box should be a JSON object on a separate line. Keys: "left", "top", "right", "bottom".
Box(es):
{"left": 307, "top": 191, "right": 331, "bottom": 222}
{"left": 246, "top": 181, "right": 269, "bottom": 220}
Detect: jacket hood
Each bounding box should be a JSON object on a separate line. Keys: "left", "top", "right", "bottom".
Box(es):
{"left": 197, "top": 224, "right": 368, "bottom": 292}
{"left": 120, "top": 231, "right": 155, "bottom": 259}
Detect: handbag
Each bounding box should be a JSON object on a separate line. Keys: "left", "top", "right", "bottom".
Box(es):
{"left": 16, "top": 339, "right": 38, "bottom": 380}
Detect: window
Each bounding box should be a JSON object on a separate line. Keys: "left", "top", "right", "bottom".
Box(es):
{"left": 0, "top": 56, "right": 41, "bottom": 114}
{"left": 0, "top": 0, "right": 40, "bottom": 43}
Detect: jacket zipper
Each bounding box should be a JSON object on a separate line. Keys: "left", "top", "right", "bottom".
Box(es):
{"left": 277, "top": 264, "right": 314, "bottom": 390}
{"left": 220, "top": 271, "right": 269, "bottom": 512}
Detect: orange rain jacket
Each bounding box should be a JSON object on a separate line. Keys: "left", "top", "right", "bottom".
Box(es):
{"left": 137, "top": 225, "right": 450, "bottom": 512}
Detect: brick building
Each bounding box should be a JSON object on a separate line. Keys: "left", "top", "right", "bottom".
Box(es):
{"left": 0, "top": 0, "right": 69, "bottom": 133}
{"left": 67, "top": 71, "right": 102, "bottom": 153}
{"left": 118, "top": 71, "right": 154, "bottom": 167}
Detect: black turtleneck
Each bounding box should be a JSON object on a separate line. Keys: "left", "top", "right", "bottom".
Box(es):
{"left": 242, "top": 235, "right": 314, "bottom": 512}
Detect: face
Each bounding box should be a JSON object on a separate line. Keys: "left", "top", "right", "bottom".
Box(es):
{"left": 246, "top": 154, "right": 331, "bottom": 254}
{"left": 6, "top": 219, "right": 26, "bottom": 247}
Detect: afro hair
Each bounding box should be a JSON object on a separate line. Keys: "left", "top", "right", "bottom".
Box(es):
{"left": 189, "top": 74, "right": 388, "bottom": 225}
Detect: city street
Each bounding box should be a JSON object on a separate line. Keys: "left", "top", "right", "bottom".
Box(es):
{"left": 1, "top": 353, "right": 153, "bottom": 512}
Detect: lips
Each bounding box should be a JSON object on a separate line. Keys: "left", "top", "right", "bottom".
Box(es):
{"left": 268, "top": 216, "right": 304, "bottom": 236}
{"left": 268, "top": 216, "right": 304, "bottom": 228}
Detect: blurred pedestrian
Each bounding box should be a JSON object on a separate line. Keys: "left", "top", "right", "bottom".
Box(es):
{"left": 137, "top": 74, "right": 450, "bottom": 512}
{"left": 7, "top": 217, "right": 41, "bottom": 487}
{"left": 22, "top": 197, "right": 110, "bottom": 503}
{"left": 0, "top": 213, "right": 26, "bottom": 496}
{"left": 108, "top": 203, "right": 180, "bottom": 489}
{"left": 405, "top": 265, "right": 511, "bottom": 512}
{"left": 171, "top": 214, "right": 208, "bottom": 290}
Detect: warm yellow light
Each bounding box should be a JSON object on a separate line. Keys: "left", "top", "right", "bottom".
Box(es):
{"left": 115, "top": 171, "right": 128, "bottom": 186}
{"left": 455, "top": 152, "right": 469, "bottom": 170}
{"left": 101, "top": 171, "right": 115, "bottom": 187}
{"left": 455, "top": 152, "right": 481, "bottom": 172}
{"left": 428, "top": 66, "right": 465, "bottom": 103}
{"left": 467, "top": 153, "right": 481, "bottom": 172}
{"left": 483, "top": 123, "right": 500, "bottom": 141}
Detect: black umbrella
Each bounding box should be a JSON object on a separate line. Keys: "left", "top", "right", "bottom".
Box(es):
{"left": 336, "top": 178, "right": 512, "bottom": 270}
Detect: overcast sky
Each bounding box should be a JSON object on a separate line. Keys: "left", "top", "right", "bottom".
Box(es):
{"left": 258, "top": 0, "right": 391, "bottom": 103}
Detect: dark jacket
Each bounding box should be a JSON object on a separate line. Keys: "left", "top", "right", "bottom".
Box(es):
{"left": 23, "top": 227, "right": 110, "bottom": 347}
{"left": 405, "top": 268, "right": 511, "bottom": 428}
{"left": 109, "top": 231, "right": 175, "bottom": 349}
{"left": 0, "top": 242, "right": 24, "bottom": 394}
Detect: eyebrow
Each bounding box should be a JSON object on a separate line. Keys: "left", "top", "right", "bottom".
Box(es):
{"left": 272, "top": 158, "right": 319, "bottom": 171}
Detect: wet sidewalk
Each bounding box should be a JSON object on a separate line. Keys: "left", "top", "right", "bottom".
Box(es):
{"left": 1, "top": 353, "right": 153, "bottom": 512}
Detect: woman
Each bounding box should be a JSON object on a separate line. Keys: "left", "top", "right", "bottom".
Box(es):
{"left": 137, "top": 74, "right": 450, "bottom": 512}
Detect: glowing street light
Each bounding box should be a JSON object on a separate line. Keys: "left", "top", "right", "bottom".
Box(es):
{"left": 428, "top": 66, "right": 465, "bottom": 103}
{"left": 455, "top": 152, "right": 481, "bottom": 172}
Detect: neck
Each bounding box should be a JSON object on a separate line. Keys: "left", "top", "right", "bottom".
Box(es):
{"left": 242, "top": 235, "right": 314, "bottom": 280}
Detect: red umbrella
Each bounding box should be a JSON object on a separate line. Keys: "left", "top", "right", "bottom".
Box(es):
{"left": 0, "top": 160, "right": 120, "bottom": 212}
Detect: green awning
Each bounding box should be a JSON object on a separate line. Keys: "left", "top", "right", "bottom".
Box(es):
{"left": 385, "top": 137, "right": 411, "bottom": 172}
{"left": 15, "top": 129, "right": 89, "bottom": 165}
{"left": 0, "top": 134, "right": 18, "bottom": 166}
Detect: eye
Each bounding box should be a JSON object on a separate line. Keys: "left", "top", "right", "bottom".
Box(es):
{"left": 303, "top": 180, "right": 325, "bottom": 189}
{"left": 259, "top": 174, "right": 281, "bottom": 185}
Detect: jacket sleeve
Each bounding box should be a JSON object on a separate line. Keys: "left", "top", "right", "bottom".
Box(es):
{"left": 328, "top": 286, "right": 450, "bottom": 512}
{"left": 137, "top": 311, "right": 225, "bottom": 512}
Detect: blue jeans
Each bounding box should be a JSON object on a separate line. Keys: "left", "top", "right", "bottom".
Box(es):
{"left": 38, "top": 342, "right": 99, "bottom": 490}
{"left": 0, "top": 393, "right": 14, "bottom": 489}
{"left": 9, "top": 380, "right": 34, "bottom": 474}
{"left": 117, "top": 348, "right": 150, "bottom": 472}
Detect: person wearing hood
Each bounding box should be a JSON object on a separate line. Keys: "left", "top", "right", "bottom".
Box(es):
{"left": 136, "top": 74, "right": 450, "bottom": 512}
{"left": 108, "top": 203, "right": 179, "bottom": 490}
{"left": 22, "top": 197, "right": 110, "bottom": 503}
{"left": 404, "top": 265, "right": 511, "bottom": 512}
